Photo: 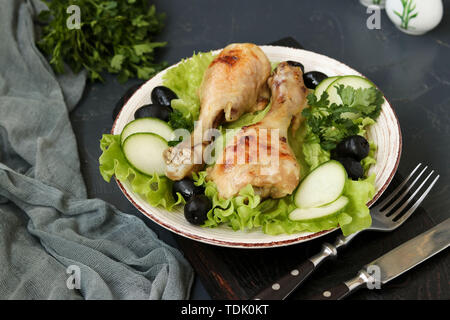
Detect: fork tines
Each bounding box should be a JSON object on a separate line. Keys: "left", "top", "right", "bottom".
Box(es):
{"left": 375, "top": 163, "right": 440, "bottom": 224}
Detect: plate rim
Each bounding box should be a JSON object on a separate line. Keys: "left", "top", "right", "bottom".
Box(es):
{"left": 114, "top": 178, "right": 336, "bottom": 248}
{"left": 110, "top": 45, "right": 402, "bottom": 248}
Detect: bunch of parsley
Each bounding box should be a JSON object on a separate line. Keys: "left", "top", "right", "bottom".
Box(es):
{"left": 37, "top": 0, "right": 167, "bottom": 82}
{"left": 302, "top": 85, "right": 384, "bottom": 150}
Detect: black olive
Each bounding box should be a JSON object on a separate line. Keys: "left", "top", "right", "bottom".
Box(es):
{"left": 184, "top": 194, "right": 212, "bottom": 225}
{"left": 173, "top": 178, "right": 204, "bottom": 201}
{"left": 134, "top": 104, "right": 172, "bottom": 122}
{"left": 333, "top": 156, "right": 364, "bottom": 180}
{"left": 303, "top": 71, "right": 328, "bottom": 89}
{"left": 334, "top": 135, "right": 370, "bottom": 161}
{"left": 113, "top": 82, "right": 143, "bottom": 120}
{"left": 286, "top": 61, "right": 305, "bottom": 73}
{"left": 151, "top": 86, "right": 178, "bottom": 108}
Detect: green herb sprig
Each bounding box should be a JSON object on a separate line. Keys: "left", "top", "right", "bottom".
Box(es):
{"left": 37, "top": 0, "right": 167, "bottom": 82}
{"left": 302, "top": 86, "right": 384, "bottom": 150}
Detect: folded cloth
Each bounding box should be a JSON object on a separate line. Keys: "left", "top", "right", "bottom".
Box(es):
{"left": 0, "top": 0, "right": 193, "bottom": 299}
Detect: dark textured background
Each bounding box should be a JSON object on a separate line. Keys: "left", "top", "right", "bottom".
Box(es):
{"left": 70, "top": 0, "right": 450, "bottom": 299}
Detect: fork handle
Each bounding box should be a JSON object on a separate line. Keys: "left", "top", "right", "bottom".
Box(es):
{"left": 310, "top": 270, "right": 372, "bottom": 300}
{"left": 251, "top": 243, "right": 337, "bottom": 300}
{"left": 252, "top": 259, "right": 315, "bottom": 300}
{"left": 251, "top": 233, "right": 359, "bottom": 300}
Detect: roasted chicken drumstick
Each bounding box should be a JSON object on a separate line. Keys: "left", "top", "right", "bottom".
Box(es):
{"left": 207, "top": 61, "right": 308, "bottom": 199}
{"left": 163, "top": 43, "right": 271, "bottom": 181}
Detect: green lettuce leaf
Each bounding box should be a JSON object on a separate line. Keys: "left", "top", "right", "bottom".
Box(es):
{"left": 361, "top": 141, "right": 377, "bottom": 174}
{"left": 98, "top": 51, "right": 216, "bottom": 211}
{"left": 288, "top": 121, "right": 312, "bottom": 177}
{"left": 302, "top": 130, "right": 331, "bottom": 170}
{"left": 162, "top": 52, "right": 215, "bottom": 126}
{"left": 339, "top": 174, "right": 375, "bottom": 235}
{"left": 194, "top": 169, "right": 376, "bottom": 236}
{"left": 258, "top": 172, "right": 375, "bottom": 236}
{"left": 356, "top": 117, "right": 376, "bottom": 136}
{"left": 99, "top": 134, "right": 183, "bottom": 210}
{"left": 99, "top": 49, "right": 379, "bottom": 237}
{"left": 224, "top": 102, "right": 271, "bottom": 129}
{"left": 271, "top": 61, "right": 280, "bottom": 71}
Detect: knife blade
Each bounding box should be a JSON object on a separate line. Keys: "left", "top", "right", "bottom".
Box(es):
{"left": 313, "top": 218, "right": 450, "bottom": 300}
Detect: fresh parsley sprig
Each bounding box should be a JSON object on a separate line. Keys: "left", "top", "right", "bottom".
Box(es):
{"left": 168, "top": 110, "right": 194, "bottom": 132}
{"left": 302, "top": 85, "right": 384, "bottom": 151}
{"left": 37, "top": 0, "right": 167, "bottom": 82}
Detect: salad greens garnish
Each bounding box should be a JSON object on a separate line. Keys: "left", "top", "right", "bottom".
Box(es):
{"left": 163, "top": 52, "right": 215, "bottom": 128}
{"left": 37, "top": 0, "right": 167, "bottom": 82}
{"left": 193, "top": 169, "right": 375, "bottom": 236}
{"left": 303, "top": 86, "right": 384, "bottom": 151}
{"left": 99, "top": 134, "right": 184, "bottom": 210}
{"left": 169, "top": 110, "right": 194, "bottom": 132}
{"left": 224, "top": 102, "right": 272, "bottom": 129}
{"left": 362, "top": 141, "right": 377, "bottom": 174}
{"left": 98, "top": 50, "right": 383, "bottom": 236}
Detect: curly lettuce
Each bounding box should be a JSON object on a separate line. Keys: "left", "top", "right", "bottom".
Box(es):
{"left": 99, "top": 50, "right": 379, "bottom": 237}
{"left": 99, "top": 134, "right": 183, "bottom": 210}
{"left": 192, "top": 100, "right": 377, "bottom": 236}
{"left": 362, "top": 141, "right": 377, "bottom": 174}
{"left": 98, "top": 51, "right": 214, "bottom": 210}
{"left": 339, "top": 174, "right": 375, "bottom": 235}
{"left": 302, "top": 131, "right": 331, "bottom": 171}
{"left": 224, "top": 102, "right": 271, "bottom": 129}
{"left": 194, "top": 169, "right": 376, "bottom": 236}
{"left": 163, "top": 51, "right": 215, "bottom": 125}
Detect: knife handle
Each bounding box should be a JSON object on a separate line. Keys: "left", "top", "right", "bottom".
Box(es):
{"left": 251, "top": 232, "right": 359, "bottom": 300}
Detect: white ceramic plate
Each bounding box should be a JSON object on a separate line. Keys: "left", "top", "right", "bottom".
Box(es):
{"left": 112, "top": 45, "right": 402, "bottom": 248}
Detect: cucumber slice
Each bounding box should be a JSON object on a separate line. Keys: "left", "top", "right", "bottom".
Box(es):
{"left": 121, "top": 117, "right": 175, "bottom": 145}
{"left": 325, "top": 75, "right": 375, "bottom": 105}
{"left": 314, "top": 76, "right": 340, "bottom": 99}
{"left": 289, "top": 196, "right": 349, "bottom": 221}
{"left": 122, "top": 133, "right": 167, "bottom": 176}
{"left": 295, "top": 160, "right": 347, "bottom": 209}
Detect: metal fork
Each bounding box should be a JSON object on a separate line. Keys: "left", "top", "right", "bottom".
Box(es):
{"left": 252, "top": 163, "right": 440, "bottom": 300}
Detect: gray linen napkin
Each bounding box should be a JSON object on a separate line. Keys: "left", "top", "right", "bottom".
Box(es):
{"left": 0, "top": 0, "right": 193, "bottom": 299}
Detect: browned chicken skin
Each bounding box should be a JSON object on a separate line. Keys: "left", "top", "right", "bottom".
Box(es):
{"left": 163, "top": 43, "right": 271, "bottom": 181}
{"left": 207, "top": 61, "right": 308, "bottom": 199}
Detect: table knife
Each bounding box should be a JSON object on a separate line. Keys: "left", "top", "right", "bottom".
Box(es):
{"left": 313, "top": 218, "right": 450, "bottom": 300}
